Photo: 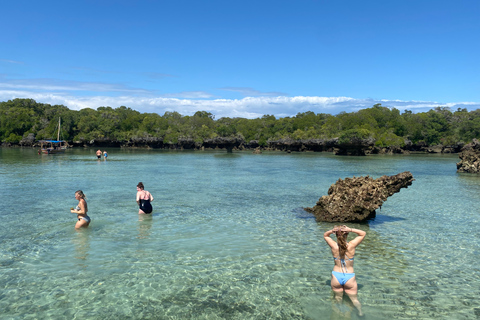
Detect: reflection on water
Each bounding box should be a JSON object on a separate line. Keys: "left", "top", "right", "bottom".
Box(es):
{"left": 0, "top": 149, "right": 479, "bottom": 319}
{"left": 73, "top": 229, "right": 91, "bottom": 267}
{"left": 331, "top": 297, "right": 355, "bottom": 319}
{"left": 137, "top": 214, "right": 153, "bottom": 239}
{"left": 369, "top": 214, "right": 406, "bottom": 225}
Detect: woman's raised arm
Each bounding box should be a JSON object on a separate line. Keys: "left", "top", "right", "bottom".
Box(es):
{"left": 346, "top": 227, "right": 366, "bottom": 248}
{"left": 324, "top": 228, "right": 337, "bottom": 248}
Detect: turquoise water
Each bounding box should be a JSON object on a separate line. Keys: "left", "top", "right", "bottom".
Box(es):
{"left": 0, "top": 148, "right": 479, "bottom": 319}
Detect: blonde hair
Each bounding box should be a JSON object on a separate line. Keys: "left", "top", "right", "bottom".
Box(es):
{"left": 75, "top": 190, "right": 87, "bottom": 200}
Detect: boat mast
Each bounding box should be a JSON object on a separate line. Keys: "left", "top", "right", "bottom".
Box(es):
{"left": 58, "top": 117, "right": 61, "bottom": 141}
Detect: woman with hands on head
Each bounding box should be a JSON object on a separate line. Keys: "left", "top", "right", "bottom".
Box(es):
{"left": 324, "top": 225, "right": 366, "bottom": 316}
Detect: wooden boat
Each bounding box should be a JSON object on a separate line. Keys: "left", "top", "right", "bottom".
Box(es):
{"left": 40, "top": 140, "right": 66, "bottom": 154}
{"left": 40, "top": 118, "right": 67, "bottom": 154}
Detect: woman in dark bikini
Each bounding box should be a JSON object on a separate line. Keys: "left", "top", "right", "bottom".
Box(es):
{"left": 70, "top": 190, "right": 91, "bottom": 229}
{"left": 136, "top": 182, "right": 154, "bottom": 214}
{"left": 324, "top": 225, "right": 366, "bottom": 316}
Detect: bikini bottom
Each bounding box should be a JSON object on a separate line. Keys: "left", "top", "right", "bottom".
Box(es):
{"left": 78, "top": 215, "right": 91, "bottom": 223}
{"left": 332, "top": 271, "right": 355, "bottom": 286}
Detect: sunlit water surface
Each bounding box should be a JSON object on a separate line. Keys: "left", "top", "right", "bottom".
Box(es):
{"left": 0, "top": 148, "right": 479, "bottom": 320}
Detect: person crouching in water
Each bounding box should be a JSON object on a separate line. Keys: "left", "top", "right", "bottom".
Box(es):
{"left": 136, "top": 182, "right": 154, "bottom": 214}
{"left": 71, "top": 190, "right": 91, "bottom": 229}
{"left": 324, "top": 225, "right": 366, "bottom": 316}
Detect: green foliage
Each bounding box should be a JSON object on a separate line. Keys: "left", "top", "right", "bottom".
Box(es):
{"left": 292, "top": 127, "right": 318, "bottom": 140}
{"left": 163, "top": 126, "right": 179, "bottom": 144}
{"left": 375, "top": 131, "right": 404, "bottom": 147}
{"left": 5, "top": 133, "right": 22, "bottom": 143}
{"left": 1, "top": 98, "right": 480, "bottom": 148}
{"left": 338, "top": 128, "right": 373, "bottom": 145}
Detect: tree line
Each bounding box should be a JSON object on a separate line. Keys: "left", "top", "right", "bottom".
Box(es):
{"left": 1, "top": 98, "right": 479, "bottom": 148}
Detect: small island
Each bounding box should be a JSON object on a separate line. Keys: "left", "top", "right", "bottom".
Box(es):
{"left": 0, "top": 99, "right": 477, "bottom": 159}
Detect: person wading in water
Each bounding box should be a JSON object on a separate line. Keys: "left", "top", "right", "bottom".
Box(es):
{"left": 324, "top": 225, "right": 366, "bottom": 316}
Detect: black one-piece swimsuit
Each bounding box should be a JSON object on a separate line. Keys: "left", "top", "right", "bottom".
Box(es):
{"left": 139, "top": 198, "right": 153, "bottom": 213}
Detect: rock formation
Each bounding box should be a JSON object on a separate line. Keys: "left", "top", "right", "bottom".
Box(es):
{"left": 9, "top": 133, "right": 466, "bottom": 154}
{"left": 305, "top": 171, "right": 414, "bottom": 222}
{"left": 267, "top": 138, "right": 338, "bottom": 152}
{"left": 203, "top": 136, "right": 245, "bottom": 152}
{"left": 19, "top": 133, "right": 36, "bottom": 146}
{"left": 457, "top": 139, "right": 480, "bottom": 173}
{"left": 334, "top": 137, "right": 376, "bottom": 156}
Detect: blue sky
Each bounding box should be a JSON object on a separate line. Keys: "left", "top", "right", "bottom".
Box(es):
{"left": 1, "top": 0, "right": 479, "bottom": 119}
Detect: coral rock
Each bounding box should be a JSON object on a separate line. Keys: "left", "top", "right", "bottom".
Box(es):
{"left": 305, "top": 171, "right": 414, "bottom": 222}
{"left": 457, "top": 139, "right": 480, "bottom": 173}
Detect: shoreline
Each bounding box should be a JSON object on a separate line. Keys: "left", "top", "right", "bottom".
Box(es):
{"left": 0, "top": 143, "right": 463, "bottom": 155}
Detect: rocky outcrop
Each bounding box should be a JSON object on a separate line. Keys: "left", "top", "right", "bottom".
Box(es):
{"left": 305, "top": 171, "right": 414, "bottom": 222}
{"left": 457, "top": 139, "right": 480, "bottom": 173}
{"left": 19, "top": 133, "right": 36, "bottom": 146}
{"left": 402, "top": 140, "right": 464, "bottom": 153}
{"left": 267, "top": 138, "right": 338, "bottom": 152}
{"left": 203, "top": 136, "right": 245, "bottom": 152}
{"left": 246, "top": 140, "right": 260, "bottom": 149}
{"left": 3, "top": 134, "right": 468, "bottom": 155}
{"left": 367, "top": 146, "right": 409, "bottom": 155}
{"left": 266, "top": 137, "right": 447, "bottom": 155}
{"left": 124, "top": 137, "right": 165, "bottom": 148}
{"left": 334, "top": 137, "right": 376, "bottom": 156}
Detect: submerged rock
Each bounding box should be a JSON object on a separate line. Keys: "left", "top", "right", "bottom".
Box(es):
{"left": 456, "top": 139, "right": 480, "bottom": 173}
{"left": 305, "top": 171, "right": 414, "bottom": 222}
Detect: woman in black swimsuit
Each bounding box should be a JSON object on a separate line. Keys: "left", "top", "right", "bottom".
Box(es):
{"left": 136, "top": 182, "right": 154, "bottom": 214}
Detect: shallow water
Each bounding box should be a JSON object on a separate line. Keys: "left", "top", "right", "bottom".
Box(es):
{"left": 0, "top": 148, "right": 479, "bottom": 319}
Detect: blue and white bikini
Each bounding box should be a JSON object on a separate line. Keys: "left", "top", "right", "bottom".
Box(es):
{"left": 332, "top": 254, "right": 355, "bottom": 285}
{"left": 76, "top": 205, "right": 91, "bottom": 223}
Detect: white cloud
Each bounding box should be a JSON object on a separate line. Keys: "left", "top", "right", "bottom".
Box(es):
{"left": 1, "top": 77, "right": 479, "bottom": 118}
{"left": 0, "top": 79, "right": 150, "bottom": 94}
{"left": 1, "top": 89, "right": 479, "bottom": 119}
{"left": 219, "top": 87, "right": 287, "bottom": 97}
{"left": 162, "top": 91, "right": 215, "bottom": 99}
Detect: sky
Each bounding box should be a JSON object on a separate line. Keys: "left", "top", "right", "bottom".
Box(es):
{"left": 1, "top": 0, "right": 479, "bottom": 119}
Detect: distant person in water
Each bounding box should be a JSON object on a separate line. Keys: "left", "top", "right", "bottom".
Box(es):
{"left": 136, "top": 182, "right": 154, "bottom": 214}
{"left": 103, "top": 150, "right": 108, "bottom": 160}
{"left": 70, "top": 190, "right": 91, "bottom": 229}
{"left": 96, "top": 149, "right": 102, "bottom": 159}
{"left": 324, "top": 225, "right": 366, "bottom": 317}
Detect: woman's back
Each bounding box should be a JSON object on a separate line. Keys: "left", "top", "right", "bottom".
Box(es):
{"left": 323, "top": 226, "right": 366, "bottom": 317}
{"left": 331, "top": 243, "right": 356, "bottom": 273}
{"left": 140, "top": 191, "right": 150, "bottom": 200}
